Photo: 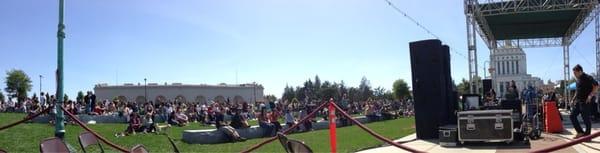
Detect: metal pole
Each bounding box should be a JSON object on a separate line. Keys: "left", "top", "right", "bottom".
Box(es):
{"left": 144, "top": 78, "right": 147, "bottom": 104}
{"left": 564, "top": 45, "right": 570, "bottom": 105}
{"left": 466, "top": 3, "right": 479, "bottom": 94}
{"left": 39, "top": 75, "right": 42, "bottom": 102}
{"left": 55, "top": 0, "right": 66, "bottom": 139}
{"left": 594, "top": 15, "right": 600, "bottom": 111}
{"left": 483, "top": 60, "right": 489, "bottom": 79}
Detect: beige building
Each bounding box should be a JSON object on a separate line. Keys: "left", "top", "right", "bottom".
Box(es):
{"left": 490, "top": 44, "right": 543, "bottom": 97}
{"left": 93, "top": 83, "right": 264, "bottom": 104}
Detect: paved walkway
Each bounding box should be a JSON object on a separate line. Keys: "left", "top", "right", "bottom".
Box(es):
{"left": 358, "top": 109, "right": 600, "bottom": 153}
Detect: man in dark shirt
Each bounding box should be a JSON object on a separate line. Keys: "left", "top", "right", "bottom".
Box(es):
{"left": 90, "top": 93, "right": 97, "bottom": 113}
{"left": 570, "top": 64, "right": 599, "bottom": 139}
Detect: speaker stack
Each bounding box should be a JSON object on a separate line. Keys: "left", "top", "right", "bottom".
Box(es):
{"left": 409, "top": 39, "right": 457, "bottom": 139}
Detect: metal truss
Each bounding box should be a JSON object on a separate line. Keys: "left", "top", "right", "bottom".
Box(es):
{"left": 566, "top": 1, "right": 600, "bottom": 45}
{"left": 564, "top": 45, "right": 570, "bottom": 100}
{"left": 466, "top": 0, "right": 480, "bottom": 94}
{"left": 477, "top": 0, "right": 597, "bottom": 16}
{"left": 466, "top": 0, "right": 599, "bottom": 48}
{"left": 465, "top": 0, "right": 600, "bottom": 97}
{"left": 495, "top": 37, "right": 564, "bottom": 48}
{"left": 596, "top": 16, "right": 600, "bottom": 80}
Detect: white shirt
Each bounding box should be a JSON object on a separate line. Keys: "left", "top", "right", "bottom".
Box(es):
{"left": 40, "top": 97, "right": 46, "bottom": 106}
{"left": 7, "top": 99, "right": 14, "bottom": 107}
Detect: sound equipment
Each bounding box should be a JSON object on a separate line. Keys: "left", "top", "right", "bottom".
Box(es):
{"left": 410, "top": 39, "right": 456, "bottom": 139}
{"left": 483, "top": 79, "right": 492, "bottom": 94}
{"left": 458, "top": 110, "right": 513, "bottom": 143}
{"left": 439, "top": 125, "right": 458, "bottom": 147}
{"left": 442, "top": 45, "right": 458, "bottom": 126}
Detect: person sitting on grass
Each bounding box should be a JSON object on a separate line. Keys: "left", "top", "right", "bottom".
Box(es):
{"left": 176, "top": 107, "right": 189, "bottom": 125}
{"left": 258, "top": 108, "right": 275, "bottom": 137}
{"left": 27, "top": 100, "right": 41, "bottom": 118}
{"left": 284, "top": 108, "right": 299, "bottom": 132}
{"left": 115, "top": 112, "right": 143, "bottom": 137}
{"left": 270, "top": 107, "right": 282, "bottom": 132}
{"left": 230, "top": 109, "right": 249, "bottom": 129}
{"left": 142, "top": 113, "right": 157, "bottom": 133}
{"left": 168, "top": 108, "right": 188, "bottom": 127}
{"left": 215, "top": 109, "right": 247, "bottom": 142}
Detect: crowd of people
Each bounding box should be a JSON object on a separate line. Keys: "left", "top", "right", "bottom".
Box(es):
{"left": 0, "top": 91, "right": 415, "bottom": 142}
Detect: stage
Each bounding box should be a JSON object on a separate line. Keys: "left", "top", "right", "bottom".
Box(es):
{"left": 358, "top": 109, "right": 600, "bottom": 153}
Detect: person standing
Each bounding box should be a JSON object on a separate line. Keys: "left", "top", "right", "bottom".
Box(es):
{"left": 570, "top": 64, "right": 599, "bottom": 139}
{"left": 40, "top": 92, "right": 46, "bottom": 109}
{"left": 91, "top": 92, "right": 97, "bottom": 113}
{"left": 84, "top": 92, "right": 91, "bottom": 114}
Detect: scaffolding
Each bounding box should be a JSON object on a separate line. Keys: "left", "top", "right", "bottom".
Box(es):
{"left": 465, "top": 0, "right": 600, "bottom": 101}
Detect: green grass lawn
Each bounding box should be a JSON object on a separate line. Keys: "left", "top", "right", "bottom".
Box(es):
{"left": 0, "top": 113, "right": 414, "bottom": 153}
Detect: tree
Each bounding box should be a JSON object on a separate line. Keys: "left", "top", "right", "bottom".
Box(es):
{"left": 383, "top": 90, "right": 395, "bottom": 100}
{"left": 392, "top": 79, "right": 410, "bottom": 100}
{"left": 358, "top": 76, "right": 373, "bottom": 101}
{"left": 0, "top": 92, "right": 5, "bottom": 103}
{"left": 64, "top": 94, "right": 69, "bottom": 102}
{"left": 265, "top": 94, "right": 277, "bottom": 102}
{"left": 319, "top": 81, "right": 338, "bottom": 101}
{"left": 76, "top": 91, "right": 85, "bottom": 103}
{"left": 281, "top": 85, "right": 296, "bottom": 101}
{"left": 4, "top": 69, "right": 32, "bottom": 102}
{"left": 373, "top": 86, "right": 386, "bottom": 99}
{"left": 456, "top": 78, "right": 470, "bottom": 95}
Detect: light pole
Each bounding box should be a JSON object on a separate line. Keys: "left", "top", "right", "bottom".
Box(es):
{"left": 483, "top": 60, "right": 490, "bottom": 79}
{"left": 55, "top": 0, "right": 66, "bottom": 139}
{"left": 144, "top": 78, "right": 147, "bottom": 104}
{"left": 39, "top": 75, "right": 43, "bottom": 102}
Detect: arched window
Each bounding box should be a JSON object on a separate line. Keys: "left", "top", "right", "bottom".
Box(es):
{"left": 155, "top": 95, "right": 167, "bottom": 103}
{"left": 135, "top": 96, "right": 146, "bottom": 104}
{"left": 195, "top": 95, "right": 207, "bottom": 104}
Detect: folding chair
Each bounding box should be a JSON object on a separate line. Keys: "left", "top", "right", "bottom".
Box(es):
{"left": 79, "top": 131, "right": 105, "bottom": 153}
{"left": 130, "top": 144, "right": 149, "bottom": 153}
{"left": 287, "top": 139, "right": 313, "bottom": 153}
{"left": 277, "top": 132, "right": 290, "bottom": 153}
{"left": 40, "top": 137, "right": 69, "bottom": 153}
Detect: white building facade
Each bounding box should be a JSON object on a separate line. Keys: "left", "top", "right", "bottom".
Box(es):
{"left": 490, "top": 45, "right": 543, "bottom": 97}
{"left": 93, "top": 83, "right": 264, "bottom": 104}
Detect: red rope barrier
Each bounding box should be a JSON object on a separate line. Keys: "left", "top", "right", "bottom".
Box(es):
{"left": 530, "top": 131, "right": 600, "bottom": 153}
{"left": 241, "top": 102, "right": 329, "bottom": 153}
{"left": 0, "top": 106, "right": 53, "bottom": 131}
{"left": 330, "top": 102, "right": 425, "bottom": 153}
{"left": 60, "top": 106, "right": 130, "bottom": 153}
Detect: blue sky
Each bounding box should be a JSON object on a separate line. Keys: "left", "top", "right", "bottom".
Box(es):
{"left": 0, "top": 0, "right": 597, "bottom": 98}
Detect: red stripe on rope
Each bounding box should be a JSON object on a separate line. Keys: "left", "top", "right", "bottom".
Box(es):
{"left": 60, "top": 106, "right": 130, "bottom": 153}
{"left": 330, "top": 102, "right": 425, "bottom": 153}
{"left": 241, "top": 101, "right": 329, "bottom": 153}
{"left": 530, "top": 131, "right": 600, "bottom": 153}
{"left": 0, "top": 105, "right": 53, "bottom": 131}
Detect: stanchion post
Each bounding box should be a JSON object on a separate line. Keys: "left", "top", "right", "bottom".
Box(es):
{"left": 328, "top": 99, "right": 337, "bottom": 153}
{"left": 54, "top": 0, "right": 66, "bottom": 139}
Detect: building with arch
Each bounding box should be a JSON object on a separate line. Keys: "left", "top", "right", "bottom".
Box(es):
{"left": 93, "top": 83, "right": 264, "bottom": 104}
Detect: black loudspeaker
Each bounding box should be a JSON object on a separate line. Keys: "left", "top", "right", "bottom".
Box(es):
{"left": 483, "top": 79, "right": 492, "bottom": 94}
{"left": 442, "top": 45, "right": 458, "bottom": 125}
{"left": 410, "top": 39, "right": 453, "bottom": 139}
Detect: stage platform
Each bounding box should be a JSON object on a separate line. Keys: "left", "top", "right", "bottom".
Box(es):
{"left": 358, "top": 109, "right": 600, "bottom": 153}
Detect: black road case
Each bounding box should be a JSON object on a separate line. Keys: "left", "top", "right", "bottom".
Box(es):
{"left": 458, "top": 110, "right": 513, "bottom": 144}
{"left": 439, "top": 125, "right": 458, "bottom": 147}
